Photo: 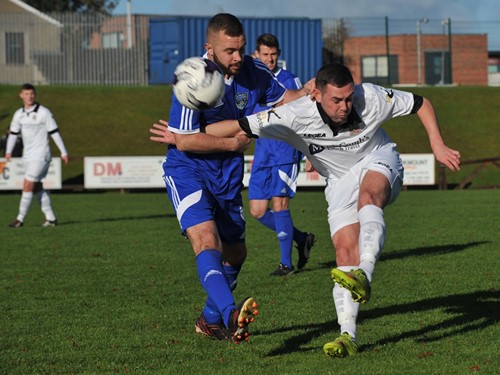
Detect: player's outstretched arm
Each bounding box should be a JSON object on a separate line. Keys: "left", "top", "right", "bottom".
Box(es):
{"left": 417, "top": 97, "right": 461, "bottom": 171}
{"left": 204, "top": 120, "right": 244, "bottom": 137}
{"left": 149, "top": 120, "right": 175, "bottom": 144}
{"left": 150, "top": 119, "right": 250, "bottom": 153}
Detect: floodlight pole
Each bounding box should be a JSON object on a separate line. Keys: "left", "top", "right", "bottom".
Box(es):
{"left": 416, "top": 17, "right": 428, "bottom": 86}
{"left": 126, "top": 0, "right": 132, "bottom": 49}
{"left": 447, "top": 18, "right": 453, "bottom": 84}
{"left": 440, "top": 19, "right": 448, "bottom": 84}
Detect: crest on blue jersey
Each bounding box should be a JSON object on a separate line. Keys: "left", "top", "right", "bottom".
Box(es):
{"left": 235, "top": 92, "right": 248, "bottom": 110}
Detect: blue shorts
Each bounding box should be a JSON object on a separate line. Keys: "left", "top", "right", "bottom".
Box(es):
{"left": 163, "top": 163, "right": 246, "bottom": 243}
{"left": 248, "top": 162, "right": 299, "bottom": 200}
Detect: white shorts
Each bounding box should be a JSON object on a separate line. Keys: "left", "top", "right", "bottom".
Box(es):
{"left": 325, "top": 146, "right": 404, "bottom": 236}
{"left": 24, "top": 160, "right": 50, "bottom": 182}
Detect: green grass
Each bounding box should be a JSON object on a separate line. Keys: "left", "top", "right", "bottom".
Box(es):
{"left": 0, "top": 189, "right": 499, "bottom": 374}
{"left": 0, "top": 85, "right": 170, "bottom": 184}
{"left": 1, "top": 85, "right": 499, "bottom": 188}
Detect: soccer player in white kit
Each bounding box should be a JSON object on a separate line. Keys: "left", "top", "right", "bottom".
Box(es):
{"left": 5, "top": 83, "right": 69, "bottom": 228}
{"left": 153, "top": 63, "right": 461, "bottom": 356}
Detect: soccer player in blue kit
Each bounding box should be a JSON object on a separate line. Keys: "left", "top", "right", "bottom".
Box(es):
{"left": 250, "top": 33, "right": 315, "bottom": 276}
{"left": 156, "top": 13, "right": 313, "bottom": 343}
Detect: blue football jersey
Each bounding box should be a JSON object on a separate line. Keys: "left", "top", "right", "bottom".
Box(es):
{"left": 165, "top": 55, "right": 286, "bottom": 199}
{"left": 252, "top": 68, "right": 303, "bottom": 167}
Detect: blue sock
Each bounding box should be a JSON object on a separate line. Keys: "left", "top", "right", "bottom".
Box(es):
{"left": 258, "top": 209, "right": 276, "bottom": 231}
{"left": 274, "top": 209, "right": 294, "bottom": 268}
{"left": 203, "top": 263, "right": 241, "bottom": 324}
{"left": 223, "top": 263, "right": 241, "bottom": 292}
{"left": 202, "top": 302, "right": 222, "bottom": 324}
{"left": 196, "top": 250, "right": 235, "bottom": 326}
{"left": 259, "top": 208, "right": 305, "bottom": 246}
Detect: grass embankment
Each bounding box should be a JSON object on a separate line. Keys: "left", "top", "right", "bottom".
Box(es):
{"left": 0, "top": 85, "right": 498, "bottom": 188}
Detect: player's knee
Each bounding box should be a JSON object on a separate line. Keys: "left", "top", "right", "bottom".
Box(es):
{"left": 271, "top": 197, "right": 289, "bottom": 211}
{"left": 249, "top": 206, "right": 265, "bottom": 219}
{"left": 223, "top": 243, "right": 247, "bottom": 266}
{"left": 358, "top": 190, "right": 388, "bottom": 209}
{"left": 187, "top": 229, "right": 222, "bottom": 254}
{"left": 359, "top": 179, "right": 391, "bottom": 209}
{"left": 333, "top": 240, "right": 359, "bottom": 266}
{"left": 23, "top": 180, "right": 35, "bottom": 192}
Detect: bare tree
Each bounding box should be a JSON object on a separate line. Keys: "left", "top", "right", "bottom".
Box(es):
{"left": 23, "top": 0, "right": 119, "bottom": 15}
{"left": 322, "top": 18, "right": 350, "bottom": 65}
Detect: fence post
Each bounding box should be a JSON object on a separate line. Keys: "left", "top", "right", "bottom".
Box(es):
{"left": 438, "top": 164, "right": 447, "bottom": 190}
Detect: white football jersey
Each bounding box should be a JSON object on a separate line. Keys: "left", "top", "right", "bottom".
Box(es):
{"left": 9, "top": 103, "right": 59, "bottom": 162}
{"left": 244, "top": 83, "right": 416, "bottom": 181}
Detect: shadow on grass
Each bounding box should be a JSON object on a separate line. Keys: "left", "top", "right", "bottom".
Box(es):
{"left": 315, "top": 241, "right": 490, "bottom": 271}
{"left": 380, "top": 241, "right": 489, "bottom": 262}
{"left": 58, "top": 213, "right": 176, "bottom": 225}
{"left": 360, "top": 289, "right": 500, "bottom": 350}
{"left": 263, "top": 289, "right": 499, "bottom": 356}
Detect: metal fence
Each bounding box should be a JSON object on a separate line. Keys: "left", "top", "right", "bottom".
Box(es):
{"left": 323, "top": 16, "right": 500, "bottom": 50}
{"left": 0, "top": 12, "right": 150, "bottom": 86}
{"left": 1, "top": 12, "right": 499, "bottom": 86}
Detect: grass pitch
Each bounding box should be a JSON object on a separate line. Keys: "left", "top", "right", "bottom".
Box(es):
{"left": 0, "top": 189, "right": 499, "bottom": 374}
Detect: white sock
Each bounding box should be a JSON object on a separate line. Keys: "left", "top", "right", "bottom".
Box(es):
{"left": 333, "top": 266, "right": 360, "bottom": 340}
{"left": 358, "top": 205, "right": 386, "bottom": 282}
{"left": 17, "top": 191, "right": 33, "bottom": 222}
{"left": 37, "top": 190, "right": 56, "bottom": 221}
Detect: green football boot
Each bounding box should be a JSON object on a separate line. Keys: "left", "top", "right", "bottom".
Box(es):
{"left": 330, "top": 268, "right": 371, "bottom": 303}
{"left": 323, "top": 332, "right": 358, "bottom": 357}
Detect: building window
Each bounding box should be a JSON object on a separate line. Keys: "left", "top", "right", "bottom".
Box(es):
{"left": 488, "top": 63, "right": 500, "bottom": 73}
{"left": 361, "top": 55, "right": 399, "bottom": 85}
{"left": 424, "top": 51, "right": 451, "bottom": 85}
{"left": 102, "top": 32, "right": 123, "bottom": 49}
{"left": 6, "top": 32, "right": 24, "bottom": 65}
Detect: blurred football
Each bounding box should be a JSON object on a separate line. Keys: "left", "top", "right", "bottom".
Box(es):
{"left": 173, "top": 57, "right": 225, "bottom": 111}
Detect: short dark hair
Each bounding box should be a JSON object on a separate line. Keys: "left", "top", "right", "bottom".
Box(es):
{"left": 207, "top": 13, "right": 244, "bottom": 39}
{"left": 20, "top": 83, "right": 35, "bottom": 92}
{"left": 255, "top": 33, "right": 280, "bottom": 51}
{"left": 315, "top": 64, "right": 354, "bottom": 91}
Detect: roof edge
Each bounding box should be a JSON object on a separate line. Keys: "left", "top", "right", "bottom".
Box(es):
{"left": 8, "top": 0, "right": 63, "bottom": 27}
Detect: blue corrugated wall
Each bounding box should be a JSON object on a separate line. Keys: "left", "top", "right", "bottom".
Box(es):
{"left": 149, "top": 17, "right": 322, "bottom": 84}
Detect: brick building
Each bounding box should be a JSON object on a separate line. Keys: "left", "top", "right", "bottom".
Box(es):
{"left": 344, "top": 34, "right": 488, "bottom": 86}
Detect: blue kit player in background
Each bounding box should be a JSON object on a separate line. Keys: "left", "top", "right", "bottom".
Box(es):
{"left": 152, "top": 13, "right": 313, "bottom": 343}
{"left": 251, "top": 34, "right": 315, "bottom": 276}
